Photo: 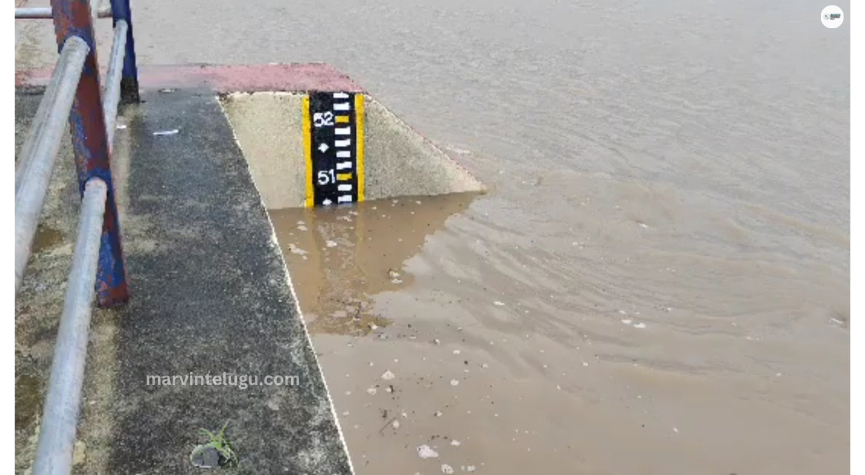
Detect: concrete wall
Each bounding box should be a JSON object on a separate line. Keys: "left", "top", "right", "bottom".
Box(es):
{"left": 220, "top": 92, "right": 483, "bottom": 210}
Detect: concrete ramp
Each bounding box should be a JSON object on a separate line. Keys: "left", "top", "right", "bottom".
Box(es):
{"left": 220, "top": 92, "right": 484, "bottom": 210}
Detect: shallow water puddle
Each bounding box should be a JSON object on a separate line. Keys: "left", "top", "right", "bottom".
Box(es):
{"left": 269, "top": 192, "right": 476, "bottom": 336}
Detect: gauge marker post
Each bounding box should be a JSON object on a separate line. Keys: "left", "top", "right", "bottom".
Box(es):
{"left": 304, "top": 92, "right": 365, "bottom": 207}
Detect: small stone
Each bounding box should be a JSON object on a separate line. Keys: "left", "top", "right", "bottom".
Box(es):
{"left": 190, "top": 444, "right": 219, "bottom": 468}
{"left": 73, "top": 440, "right": 86, "bottom": 466}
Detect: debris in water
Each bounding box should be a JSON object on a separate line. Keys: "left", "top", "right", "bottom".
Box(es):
{"left": 450, "top": 379, "right": 460, "bottom": 386}
{"left": 466, "top": 465, "right": 477, "bottom": 472}
{"left": 453, "top": 350, "right": 461, "bottom": 355}
{"left": 673, "top": 427, "right": 679, "bottom": 433}
{"left": 382, "top": 370, "right": 395, "bottom": 380}
{"left": 153, "top": 129, "right": 179, "bottom": 136}
{"left": 435, "top": 411, "right": 443, "bottom": 417}
{"left": 451, "top": 439, "right": 461, "bottom": 446}
{"left": 494, "top": 301, "right": 505, "bottom": 306}
{"left": 582, "top": 362, "right": 589, "bottom": 367}
{"left": 367, "top": 386, "right": 377, "bottom": 395}
{"left": 621, "top": 319, "right": 632, "bottom": 325}
{"left": 633, "top": 323, "right": 647, "bottom": 329}
{"left": 116, "top": 124, "right": 127, "bottom": 130}
{"left": 392, "top": 420, "right": 400, "bottom": 429}
{"left": 442, "top": 464, "right": 455, "bottom": 474}
{"left": 297, "top": 225, "right": 308, "bottom": 231}
{"left": 417, "top": 445, "right": 439, "bottom": 459}
{"left": 326, "top": 240, "right": 337, "bottom": 248}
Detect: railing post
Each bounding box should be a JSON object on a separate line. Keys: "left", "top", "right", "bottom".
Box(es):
{"left": 51, "top": 0, "right": 130, "bottom": 307}
{"left": 108, "top": 0, "right": 139, "bottom": 103}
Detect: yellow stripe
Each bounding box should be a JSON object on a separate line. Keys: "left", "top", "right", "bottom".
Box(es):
{"left": 336, "top": 115, "right": 350, "bottom": 123}
{"left": 337, "top": 173, "right": 353, "bottom": 181}
{"left": 302, "top": 96, "right": 314, "bottom": 208}
{"left": 355, "top": 94, "right": 365, "bottom": 202}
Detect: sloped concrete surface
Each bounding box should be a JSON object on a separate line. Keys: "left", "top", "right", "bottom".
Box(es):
{"left": 14, "top": 87, "right": 352, "bottom": 474}
{"left": 221, "top": 92, "right": 484, "bottom": 210}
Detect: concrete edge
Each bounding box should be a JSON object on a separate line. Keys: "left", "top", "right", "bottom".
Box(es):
{"left": 365, "top": 95, "right": 487, "bottom": 194}
{"left": 16, "top": 63, "right": 364, "bottom": 94}
{"left": 215, "top": 96, "right": 357, "bottom": 475}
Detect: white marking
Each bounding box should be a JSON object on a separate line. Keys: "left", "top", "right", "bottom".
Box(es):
{"left": 338, "top": 184, "right": 353, "bottom": 192}
{"left": 335, "top": 127, "right": 351, "bottom": 136}
{"left": 338, "top": 195, "right": 353, "bottom": 203}
{"left": 322, "top": 199, "right": 333, "bottom": 205}
{"left": 334, "top": 102, "right": 351, "bottom": 111}
{"left": 337, "top": 151, "right": 351, "bottom": 158}
{"left": 335, "top": 139, "right": 351, "bottom": 147}
{"left": 333, "top": 92, "right": 349, "bottom": 99}
{"left": 318, "top": 143, "right": 329, "bottom": 152}
{"left": 336, "top": 162, "right": 353, "bottom": 170}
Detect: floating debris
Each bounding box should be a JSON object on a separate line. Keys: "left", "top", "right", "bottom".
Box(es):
{"left": 450, "top": 379, "right": 460, "bottom": 387}
{"left": 392, "top": 420, "right": 400, "bottom": 429}
{"left": 633, "top": 323, "right": 647, "bottom": 329}
{"left": 367, "top": 386, "right": 377, "bottom": 395}
{"left": 417, "top": 445, "right": 439, "bottom": 459}
{"left": 453, "top": 350, "right": 461, "bottom": 355}
{"left": 442, "top": 464, "right": 455, "bottom": 474}
{"left": 493, "top": 301, "right": 505, "bottom": 306}
{"left": 451, "top": 439, "right": 461, "bottom": 446}
{"left": 326, "top": 240, "right": 338, "bottom": 248}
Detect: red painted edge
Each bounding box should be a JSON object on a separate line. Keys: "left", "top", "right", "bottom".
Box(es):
{"left": 16, "top": 63, "right": 365, "bottom": 93}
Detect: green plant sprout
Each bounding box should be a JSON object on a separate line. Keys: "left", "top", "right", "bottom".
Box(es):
{"left": 194, "top": 420, "right": 238, "bottom": 468}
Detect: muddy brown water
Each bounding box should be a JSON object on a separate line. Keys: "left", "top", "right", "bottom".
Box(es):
{"left": 17, "top": 0, "right": 849, "bottom": 473}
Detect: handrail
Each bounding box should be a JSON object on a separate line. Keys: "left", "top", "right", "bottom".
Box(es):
{"left": 30, "top": 178, "right": 108, "bottom": 475}
{"left": 15, "top": 0, "right": 139, "bottom": 473}
{"left": 15, "top": 6, "right": 112, "bottom": 18}
{"left": 15, "top": 37, "right": 89, "bottom": 293}
{"left": 103, "top": 19, "right": 128, "bottom": 147}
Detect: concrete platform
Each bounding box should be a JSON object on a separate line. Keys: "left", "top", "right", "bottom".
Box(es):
{"left": 15, "top": 81, "right": 352, "bottom": 473}
{"left": 221, "top": 92, "right": 484, "bottom": 209}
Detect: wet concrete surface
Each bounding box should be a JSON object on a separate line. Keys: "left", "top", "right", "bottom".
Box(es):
{"left": 17, "top": 0, "right": 850, "bottom": 473}
{"left": 15, "top": 88, "right": 352, "bottom": 474}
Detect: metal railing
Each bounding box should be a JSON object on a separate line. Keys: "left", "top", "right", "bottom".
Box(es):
{"left": 15, "top": 0, "right": 139, "bottom": 474}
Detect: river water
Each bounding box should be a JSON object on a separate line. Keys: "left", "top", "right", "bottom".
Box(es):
{"left": 17, "top": 0, "right": 849, "bottom": 473}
